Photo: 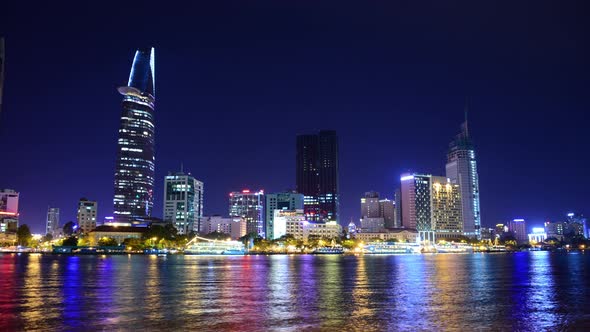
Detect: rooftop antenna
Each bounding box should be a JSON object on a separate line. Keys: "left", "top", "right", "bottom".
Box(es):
{"left": 180, "top": 162, "right": 184, "bottom": 173}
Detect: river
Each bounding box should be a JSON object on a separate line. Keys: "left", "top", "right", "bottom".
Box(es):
{"left": 1, "top": 252, "right": 589, "bottom": 331}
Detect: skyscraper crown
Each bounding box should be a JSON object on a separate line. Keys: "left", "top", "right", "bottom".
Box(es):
{"left": 127, "top": 47, "right": 155, "bottom": 97}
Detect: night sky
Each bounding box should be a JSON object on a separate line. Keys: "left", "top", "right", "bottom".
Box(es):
{"left": 1, "top": 1, "right": 588, "bottom": 233}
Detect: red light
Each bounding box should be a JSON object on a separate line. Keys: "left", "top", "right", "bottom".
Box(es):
{"left": 242, "top": 189, "right": 250, "bottom": 193}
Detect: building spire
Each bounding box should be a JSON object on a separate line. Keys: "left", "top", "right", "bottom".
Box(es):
{"left": 463, "top": 97, "right": 469, "bottom": 138}
{"left": 180, "top": 162, "right": 184, "bottom": 173}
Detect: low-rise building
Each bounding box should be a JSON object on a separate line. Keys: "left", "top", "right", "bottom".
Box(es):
{"left": 528, "top": 227, "right": 547, "bottom": 243}
{"left": 200, "top": 216, "right": 247, "bottom": 240}
{"left": 354, "top": 229, "right": 418, "bottom": 243}
{"left": 87, "top": 226, "right": 146, "bottom": 246}
{"left": 286, "top": 219, "right": 342, "bottom": 242}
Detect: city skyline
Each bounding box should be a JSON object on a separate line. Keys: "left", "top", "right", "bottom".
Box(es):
{"left": 0, "top": 2, "right": 588, "bottom": 233}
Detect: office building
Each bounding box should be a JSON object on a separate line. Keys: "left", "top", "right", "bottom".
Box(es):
{"left": 446, "top": 111, "right": 482, "bottom": 238}
{"left": 46, "top": 207, "right": 60, "bottom": 236}
{"left": 361, "top": 217, "right": 385, "bottom": 233}
{"left": 0, "top": 189, "right": 18, "bottom": 234}
{"left": 545, "top": 221, "right": 565, "bottom": 241}
{"left": 379, "top": 199, "right": 396, "bottom": 228}
{"left": 77, "top": 198, "right": 97, "bottom": 233}
{"left": 113, "top": 47, "right": 156, "bottom": 222}
{"left": 508, "top": 219, "right": 527, "bottom": 244}
{"left": 265, "top": 191, "right": 304, "bottom": 240}
{"left": 400, "top": 174, "right": 434, "bottom": 242}
{"left": 296, "top": 130, "right": 339, "bottom": 222}
{"left": 163, "top": 171, "right": 204, "bottom": 235}
{"left": 400, "top": 174, "right": 463, "bottom": 242}
{"left": 430, "top": 177, "right": 463, "bottom": 240}
{"left": 361, "top": 191, "right": 380, "bottom": 218}
{"left": 229, "top": 190, "right": 264, "bottom": 237}
{"left": 566, "top": 213, "right": 587, "bottom": 238}
{"left": 272, "top": 209, "right": 306, "bottom": 240}
{"left": 361, "top": 191, "right": 396, "bottom": 229}
{"left": 394, "top": 188, "right": 402, "bottom": 228}
{"left": 200, "top": 216, "right": 246, "bottom": 240}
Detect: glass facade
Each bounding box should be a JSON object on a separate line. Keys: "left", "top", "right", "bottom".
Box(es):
{"left": 296, "top": 130, "right": 339, "bottom": 223}
{"left": 446, "top": 118, "right": 481, "bottom": 239}
{"left": 113, "top": 48, "right": 156, "bottom": 222}
{"left": 163, "top": 173, "right": 203, "bottom": 235}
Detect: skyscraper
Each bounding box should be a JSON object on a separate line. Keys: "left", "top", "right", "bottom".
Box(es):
{"left": 379, "top": 199, "right": 396, "bottom": 229}
{"left": 163, "top": 170, "right": 204, "bottom": 235}
{"left": 430, "top": 177, "right": 463, "bottom": 240}
{"left": 229, "top": 190, "right": 265, "bottom": 237}
{"left": 113, "top": 47, "right": 156, "bottom": 222}
{"left": 399, "top": 174, "right": 463, "bottom": 242}
{"left": 0, "top": 37, "right": 4, "bottom": 119}
{"left": 77, "top": 198, "right": 97, "bottom": 233}
{"left": 265, "top": 191, "right": 304, "bottom": 240}
{"left": 508, "top": 219, "right": 527, "bottom": 244}
{"left": 46, "top": 207, "right": 60, "bottom": 236}
{"left": 400, "top": 174, "right": 433, "bottom": 241}
{"left": 446, "top": 109, "right": 481, "bottom": 239}
{"left": 296, "top": 130, "right": 339, "bottom": 223}
{"left": 360, "top": 191, "right": 380, "bottom": 219}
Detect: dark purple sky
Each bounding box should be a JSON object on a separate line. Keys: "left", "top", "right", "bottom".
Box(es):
{"left": 1, "top": 1, "right": 588, "bottom": 233}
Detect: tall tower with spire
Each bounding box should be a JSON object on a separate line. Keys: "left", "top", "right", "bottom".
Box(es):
{"left": 0, "top": 37, "right": 5, "bottom": 120}
{"left": 445, "top": 100, "right": 481, "bottom": 239}
{"left": 113, "top": 48, "right": 156, "bottom": 222}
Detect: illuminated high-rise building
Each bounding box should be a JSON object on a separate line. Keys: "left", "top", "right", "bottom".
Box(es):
{"left": 265, "top": 191, "right": 303, "bottom": 240}
{"left": 296, "top": 130, "right": 339, "bottom": 223}
{"left": 400, "top": 174, "right": 463, "bottom": 242}
{"left": 507, "top": 219, "right": 527, "bottom": 244}
{"left": 400, "top": 174, "right": 434, "bottom": 242}
{"left": 430, "top": 177, "right": 463, "bottom": 240}
{"left": 229, "top": 190, "right": 265, "bottom": 237}
{"left": 446, "top": 109, "right": 481, "bottom": 239}
{"left": 113, "top": 48, "right": 156, "bottom": 222}
{"left": 46, "top": 207, "right": 60, "bottom": 236}
{"left": 163, "top": 170, "right": 204, "bottom": 235}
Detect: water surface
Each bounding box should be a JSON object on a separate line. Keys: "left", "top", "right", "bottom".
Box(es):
{"left": 1, "top": 252, "right": 589, "bottom": 331}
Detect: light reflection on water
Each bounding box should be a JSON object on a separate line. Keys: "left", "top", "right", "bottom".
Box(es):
{"left": 0, "top": 252, "right": 589, "bottom": 330}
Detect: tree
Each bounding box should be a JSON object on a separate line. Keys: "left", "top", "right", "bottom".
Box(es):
{"left": 63, "top": 221, "right": 76, "bottom": 236}
{"left": 123, "top": 237, "right": 145, "bottom": 250}
{"left": 42, "top": 234, "right": 54, "bottom": 242}
{"left": 16, "top": 224, "right": 32, "bottom": 246}
{"left": 98, "top": 237, "right": 119, "bottom": 247}
{"left": 62, "top": 236, "right": 78, "bottom": 246}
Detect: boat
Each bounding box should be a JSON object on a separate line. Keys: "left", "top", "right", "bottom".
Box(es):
{"left": 312, "top": 247, "right": 344, "bottom": 254}
{"left": 435, "top": 243, "right": 474, "bottom": 253}
{"left": 487, "top": 245, "right": 508, "bottom": 252}
{"left": 184, "top": 240, "right": 245, "bottom": 255}
{"left": 364, "top": 242, "right": 421, "bottom": 254}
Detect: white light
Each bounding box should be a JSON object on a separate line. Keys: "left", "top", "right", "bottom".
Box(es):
{"left": 401, "top": 175, "right": 414, "bottom": 181}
